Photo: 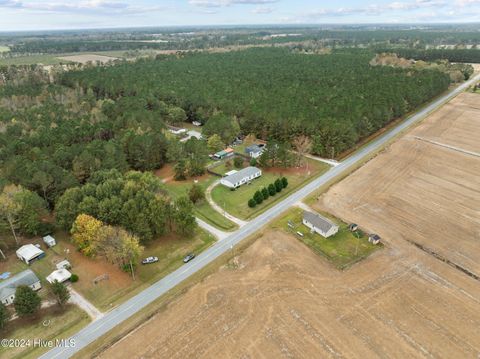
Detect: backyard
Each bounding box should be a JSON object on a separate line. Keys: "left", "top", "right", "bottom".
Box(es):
{"left": 271, "top": 207, "right": 381, "bottom": 269}
{"left": 211, "top": 158, "right": 329, "bottom": 220}
{"left": 156, "top": 165, "right": 237, "bottom": 231}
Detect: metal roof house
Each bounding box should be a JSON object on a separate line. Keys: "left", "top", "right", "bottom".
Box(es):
{"left": 220, "top": 166, "right": 262, "bottom": 189}
{"left": 245, "top": 144, "right": 265, "bottom": 159}
{"left": 0, "top": 269, "right": 41, "bottom": 305}
{"left": 46, "top": 269, "right": 72, "bottom": 284}
{"left": 16, "top": 244, "right": 45, "bottom": 265}
{"left": 302, "top": 211, "right": 339, "bottom": 238}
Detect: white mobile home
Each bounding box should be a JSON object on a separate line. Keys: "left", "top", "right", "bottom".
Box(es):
{"left": 220, "top": 166, "right": 262, "bottom": 189}
{"left": 302, "top": 211, "right": 339, "bottom": 238}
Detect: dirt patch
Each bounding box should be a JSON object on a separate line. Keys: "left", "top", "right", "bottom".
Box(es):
{"left": 154, "top": 164, "right": 175, "bottom": 183}
{"left": 98, "top": 231, "right": 480, "bottom": 358}
{"left": 316, "top": 92, "right": 480, "bottom": 275}
{"left": 57, "top": 54, "right": 118, "bottom": 64}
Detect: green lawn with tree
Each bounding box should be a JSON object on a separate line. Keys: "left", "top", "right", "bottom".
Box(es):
{"left": 211, "top": 158, "right": 329, "bottom": 220}
{"left": 272, "top": 208, "right": 381, "bottom": 269}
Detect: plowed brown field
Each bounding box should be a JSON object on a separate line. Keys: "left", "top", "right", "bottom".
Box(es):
{"left": 317, "top": 92, "right": 480, "bottom": 275}
{"left": 99, "top": 231, "right": 480, "bottom": 359}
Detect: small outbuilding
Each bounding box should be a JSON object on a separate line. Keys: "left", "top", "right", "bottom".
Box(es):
{"left": 348, "top": 223, "right": 359, "bottom": 232}
{"left": 56, "top": 260, "right": 72, "bottom": 270}
{"left": 16, "top": 244, "right": 45, "bottom": 265}
{"left": 0, "top": 269, "right": 41, "bottom": 305}
{"left": 43, "top": 235, "right": 56, "bottom": 248}
{"left": 302, "top": 211, "right": 339, "bottom": 238}
{"left": 220, "top": 166, "right": 262, "bottom": 189}
{"left": 46, "top": 269, "right": 72, "bottom": 284}
{"left": 213, "top": 147, "right": 234, "bottom": 160}
{"left": 369, "top": 234, "right": 381, "bottom": 245}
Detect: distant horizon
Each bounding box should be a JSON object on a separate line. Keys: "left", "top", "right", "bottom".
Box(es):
{"left": 1, "top": 0, "right": 479, "bottom": 32}
{"left": 1, "top": 22, "right": 480, "bottom": 35}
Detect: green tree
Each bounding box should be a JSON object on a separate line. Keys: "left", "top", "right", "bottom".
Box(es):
{"left": 14, "top": 286, "right": 41, "bottom": 317}
{"left": 281, "top": 177, "right": 288, "bottom": 188}
{"left": 173, "top": 196, "right": 197, "bottom": 236}
{"left": 248, "top": 198, "right": 257, "bottom": 208}
{"left": 233, "top": 157, "right": 244, "bottom": 169}
{"left": 50, "top": 281, "right": 70, "bottom": 307}
{"left": 268, "top": 184, "right": 276, "bottom": 196}
{"left": 0, "top": 302, "right": 10, "bottom": 329}
{"left": 253, "top": 191, "right": 263, "bottom": 205}
{"left": 189, "top": 183, "right": 205, "bottom": 204}
{"left": 207, "top": 134, "right": 225, "bottom": 153}
{"left": 249, "top": 157, "right": 257, "bottom": 166}
{"left": 261, "top": 187, "right": 269, "bottom": 200}
{"left": 174, "top": 159, "right": 187, "bottom": 181}
{"left": 275, "top": 179, "right": 283, "bottom": 193}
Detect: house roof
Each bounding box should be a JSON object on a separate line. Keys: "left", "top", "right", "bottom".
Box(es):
{"left": 0, "top": 269, "right": 40, "bottom": 301}
{"left": 46, "top": 269, "right": 72, "bottom": 284}
{"left": 56, "top": 260, "right": 71, "bottom": 270}
{"left": 369, "top": 234, "right": 381, "bottom": 240}
{"left": 303, "top": 211, "right": 339, "bottom": 234}
{"left": 223, "top": 166, "right": 261, "bottom": 185}
{"left": 16, "top": 244, "right": 44, "bottom": 261}
{"left": 245, "top": 144, "right": 263, "bottom": 153}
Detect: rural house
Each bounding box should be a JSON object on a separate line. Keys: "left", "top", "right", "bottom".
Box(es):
{"left": 245, "top": 144, "right": 265, "bottom": 159}
{"left": 220, "top": 166, "right": 262, "bottom": 189}
{"left": 213, "top": 147, "right": 234, "bottom": 160}
{"left": 0, "top": 269, "right": 41, "bottom": 305}
{"left": 302, "top": 211, "right": 339, "bottom": 238}
{"left": 46, "top": 268, "right": 72, "bottom": 284}
{"left": 16, "top": 244, "right": 45, "bottom": 265}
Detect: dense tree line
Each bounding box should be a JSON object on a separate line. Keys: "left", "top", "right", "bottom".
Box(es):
{"left": 61, "top": 48, "right": 451, "bottom": 156}
{"left": 377, "top": 48, "right": 480, "bottom": 63}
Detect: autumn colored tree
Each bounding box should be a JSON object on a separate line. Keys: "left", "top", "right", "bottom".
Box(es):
{"left": 71, "top": 214, "right": 103, "bottom": 257}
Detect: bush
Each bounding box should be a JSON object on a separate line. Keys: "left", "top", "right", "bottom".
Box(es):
{"left": 261, "top": 187, "right": 269, "bottom": 200}
{"left": 0, "top": 302, "right": 10, "bottom": 329}
{"left": 281, "top": 177, "right": 288, "bottom": 188}
{"left": 275, "top": 179, "right": 283, "bottom": 192}
{"left": 50, "top": 281, "right": 70, "bottom": 307}
{"left": 70, "top": 274, "right": 79, "bottom": 283}
{"left": 253, "top": 191, "right": 263, "bottom": 204}
{"left": 248, "top": 198, "right": 257, "bottom": 208}
{"left": 249, "top": 158, "right": 257, "bottom": 166}
{"left": 233, "top": 157, "right": 244, "bottom": 168}
{"left": 188, "top": 183, "right": 205, "bottom": 204}
{"left": 268, "top": 184, "right": 276, "bottom": 196}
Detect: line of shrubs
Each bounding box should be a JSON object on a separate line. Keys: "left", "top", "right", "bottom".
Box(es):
{"left": 248, "top": 177, "right": 288, "bottom": 208}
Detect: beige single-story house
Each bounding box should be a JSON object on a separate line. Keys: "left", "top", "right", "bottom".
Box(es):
{"left": 220, "top": 166, "right": 262, "bottom": 189}
{"left": 302, "top": 210, "right": 339, "bottom": 238}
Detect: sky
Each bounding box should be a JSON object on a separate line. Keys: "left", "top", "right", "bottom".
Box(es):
{"left": 0, "top": 0, "right": 479, "bottom": 31}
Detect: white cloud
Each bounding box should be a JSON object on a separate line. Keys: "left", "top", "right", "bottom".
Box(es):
{"left": 251, "top": 6, "right": 274, "bottom": 14}
{"left": 188, "top": 0, "right": 278, "bottom": 8}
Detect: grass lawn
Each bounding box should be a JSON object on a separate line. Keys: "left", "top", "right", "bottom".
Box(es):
{"left": 211, "top": 158, "right": 329, "bottom": 220}
{"left": 0, "top": 45, "right": 10, "bottom": 53}
{"left": 0, "top": 305, "right": 90, "bottom": 359}
{"left": 272, "top": 207, "right": 381, "bottom": 269}
{"left": 158, "top": 167, "right": 237, "bottom": 231}
{"left": 49, "top": 229, "right": 215, "bottom": 311}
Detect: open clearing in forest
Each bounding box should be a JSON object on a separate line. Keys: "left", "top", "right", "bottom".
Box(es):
{"left": 316, "top": 92, "right": 480, "bottom": 276}
{"left": 57, "top": 54, "right": 118, "bottom": 64}
{"left": 98, "top": 230, "right": 480, "bottom": 358}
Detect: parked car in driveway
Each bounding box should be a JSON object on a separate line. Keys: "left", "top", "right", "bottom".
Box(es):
{"left": 183, "top": 253, "right": 195, "bottom": 263}
{"left": 142, "top": 256, "right": 159, "bottom": 265}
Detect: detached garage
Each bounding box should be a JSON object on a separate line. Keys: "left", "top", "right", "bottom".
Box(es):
{"left": 16, "top": 244, "right": 45, "bottom": 265}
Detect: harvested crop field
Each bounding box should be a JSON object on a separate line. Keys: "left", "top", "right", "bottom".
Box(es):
{"left": 57, "top": 54, "right": 118, "bottom": 64}
{"left": 316, "top": 92, "right": 480, "bottom": 275}
{"left": 98, "top": 231, "right": 480, "bottom": 358}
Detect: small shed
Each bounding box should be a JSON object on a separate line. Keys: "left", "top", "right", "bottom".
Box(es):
{"left": 16, "top": 244, "right": 45, "bottom": 265}
{"left": 245, "top": 144, "right": 265, "bottom": 159}
{"left": 43, "top": 235, "right": 56, "bottom": 248}
{"left": 369, "top": 234, "right": 381, "bottom": 245}
{"left": 349, "top": 224, "right": 359, "bottom": 232}
{"left": 56, "top": 260, "right": 72, "bottom": 270}
{"left": 46, "top": 269, "right": 72, "bottom": 284}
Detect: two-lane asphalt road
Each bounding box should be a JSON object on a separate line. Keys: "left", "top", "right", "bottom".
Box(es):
{"left": 41, "top": 73, "right": 480, "bottom": 359}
